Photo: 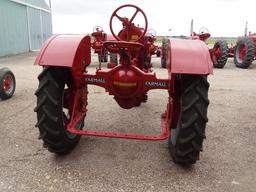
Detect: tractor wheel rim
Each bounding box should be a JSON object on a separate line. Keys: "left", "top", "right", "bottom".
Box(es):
{"left": 214, "top": 47, "right": 221, "bottom": 59}
{"left": 3, "top": 74, "right": 14, "bottom": 95}
{"left": 212, "top": 46, "right": 221, "bottom": 64}
{"left": 238, "top": 44, "right": 246, "bottom": 61}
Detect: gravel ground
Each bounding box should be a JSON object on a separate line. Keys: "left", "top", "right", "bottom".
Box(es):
{"left": 0, "top": 52, "right": 256, "bottom": 192}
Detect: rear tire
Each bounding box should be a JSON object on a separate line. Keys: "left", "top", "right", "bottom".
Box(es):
{"left": 234, "top": 37, "right": 255, "bottom": 68}
{"left": 0, "top": 67, "right": 16, "bottom": 100}
{"left": 168, "top": 75, "right": 209, "bottom": 165}
{"left": 212, "top": 40, "right": 229, "bottom": 68}
{"left": 34, "top": 67, "right": 85, "bottom": 154}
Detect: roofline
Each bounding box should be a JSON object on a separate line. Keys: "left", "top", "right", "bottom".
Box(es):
{"left": 10, "top": 0, "right": 51, "bottom": 13}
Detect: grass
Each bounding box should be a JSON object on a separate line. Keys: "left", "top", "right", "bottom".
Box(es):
{"left": 206, "top": 38, "right": 237, "bottom": 45}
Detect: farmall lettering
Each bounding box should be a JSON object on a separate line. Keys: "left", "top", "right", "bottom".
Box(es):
{"left": 85, "top": 77, "right": 106, "bottom": 84}
{"left": 145, "top": 81, "right": 167, "bottom": 87}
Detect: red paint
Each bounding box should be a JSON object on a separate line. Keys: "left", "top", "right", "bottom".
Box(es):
{"left": 168, "top": 38, "right": 213, "bottom": 74}
{"left": 238, "top": 44, "right": 246, "bottom": 60}
{"left": 35, "top": 35, "right": 91, "bottom": 69}
{"left": 113, "top": 68, "right": 138, "bottom": 97}
{"left": 110, "top": 4, "right": 148, "bottom": 42}
{"left": 35, "top": 4, "right": 212, "bottom": 141}
{"left": 3, "top": 75, "right": 12, "bottom": 93}
{"left": 67, "top": 111, "right": 169, "bottom": 140}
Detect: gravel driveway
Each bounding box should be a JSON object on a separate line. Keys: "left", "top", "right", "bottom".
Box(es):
{"left": 0, "top": 53, "right": 255, "bottom": 192}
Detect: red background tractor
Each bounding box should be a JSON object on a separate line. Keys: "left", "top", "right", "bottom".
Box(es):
{"left": 221, "top": 22, "right": 256, "bottom": 69}
{"left": 161, "top": 21, "right": 229, "bottom": 69}
{"left": 34, "top": 4, "right": 212, "bottom": 165}
{"left": 191, "top": 23, "right": 229, "bottom": 69}
{"left": 91, "top": 26, "right": 160, "bottom": 69}
{"left": 233, "top": 23, "right": 256, "bottom": 68}
{"left": 91, "top": 26, "right": 109, "bottom": 63}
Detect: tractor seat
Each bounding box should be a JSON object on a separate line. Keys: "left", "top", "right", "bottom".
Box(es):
{"left": 103, "top": 41, "right": 144, "bottom": 54}
{"left": 199, "top": 33, "right": 210, "bottom": 41}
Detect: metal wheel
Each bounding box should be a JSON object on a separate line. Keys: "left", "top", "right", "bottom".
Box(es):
{"left": 0, "top": 68, "right": 16, "bottom": 100}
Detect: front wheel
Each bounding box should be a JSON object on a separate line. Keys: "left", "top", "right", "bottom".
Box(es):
{"left": 34, "top": 67, "right": 87, "bottom": 154}
{"left": 0, "top": 67, "right": 16, "bottom": 100}
{"left": 169, "top": 75, "right": 209, "bottom": 164}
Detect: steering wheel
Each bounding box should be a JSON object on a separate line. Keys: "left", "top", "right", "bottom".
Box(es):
{"left": 93, "top": 26, "right": 103, "bottom": 32}
{"left": 199, "top": 27, "right": 209, "bottom": 34}
{"left": 109, "top": 4, "right": 148, "bottom": 42}
{"left": 147, "top": 28, "right": 157, "bottom": 37}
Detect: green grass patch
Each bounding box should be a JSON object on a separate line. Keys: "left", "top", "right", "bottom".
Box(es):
{"left": 155, "top": 36, "right": 238, "bottom": 46}
{"left": 206, "top": 38, "right": 237, "bottom": 45}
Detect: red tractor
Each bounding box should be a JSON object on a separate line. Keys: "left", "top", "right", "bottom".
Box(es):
{"left": 91, "top": 26, "right": 118, "bottom": 67}
{"left": 145, "top": 28, "right": 161, "bottom": 58}
{"left": 191, "top": 24, "right": 229, "bottom": 69}
{"left": 91, "top": 26, "right": 108, "bottom": 63}
{"left": 34, "top": 4, "right": 212, "bottom": 165}
{"left": 233, "top": 22, "right": 256, "bottom": 68}
{"left": 162, "top": 21, "right": 229, "bottom": 69}
{"left": 0, "top": 68, "right": 16, "bottom": 100}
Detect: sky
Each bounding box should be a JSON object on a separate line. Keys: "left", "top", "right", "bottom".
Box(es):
{"left": 49, "top": 0, "right": 256, "bottom": 37}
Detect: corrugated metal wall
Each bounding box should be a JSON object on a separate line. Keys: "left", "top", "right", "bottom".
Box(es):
{"left": 0, "top": 0, "right": 52, "bottom": 56}
{"left": 41, "top": 11, "right": 52, "bottom": 42}
{"left": 0, "top": 0, "right": 29, "bottom": 56}
{"left": 28, "top": 7, "right": 42, "bottom": 50}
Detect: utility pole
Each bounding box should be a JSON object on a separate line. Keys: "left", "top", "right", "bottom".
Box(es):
{"left": 49, "top": 0, "right": 51, "bottom": 9}
{"left": 190, "top": 19, "right": 194, "bottom": 36}
{"left": 244, "top": 21, "right": 248, "bottom": 36}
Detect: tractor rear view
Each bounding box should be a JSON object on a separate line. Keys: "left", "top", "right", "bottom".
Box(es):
{"left": 34, "top": 4, "right": 212, "bottom": 165}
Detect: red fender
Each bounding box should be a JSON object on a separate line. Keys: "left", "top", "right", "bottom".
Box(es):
{"left": 35, "top": 34, "right": 91, "bottom": 69}
{"left": 167, "top": 38, "right": 213, "bottom": 74}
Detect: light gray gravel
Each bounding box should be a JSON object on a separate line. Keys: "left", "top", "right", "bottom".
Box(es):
{"left": 0, "top": 52, "right": 256, "bottom": 192}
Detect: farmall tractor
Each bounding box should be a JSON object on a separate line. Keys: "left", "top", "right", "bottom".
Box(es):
{"left": 191, "top": 24, "right": 229, "bottom": 68}
{"left": 91, "top": 26, "right": 160, "bottom": 68}
{"left": 91, "top": 26, "right": 109, "bottom": 63}
{"left": 162, "top": 21, "right": 229, "bottom": 69}
{"left": 0, "top": 67, "right": 16, "bottom": 100}
{"left": 34, "top": 5, "right": 212, "bottom": 165}
{"left": 233, "top": 22, "right": 256, "bottom": 68}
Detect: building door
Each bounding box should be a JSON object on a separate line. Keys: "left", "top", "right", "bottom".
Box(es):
{"left": 27, "top": 7, "right": 42, "bottom": 50}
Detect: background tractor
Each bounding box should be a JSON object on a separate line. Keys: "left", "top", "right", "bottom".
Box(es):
{"left": 233, "top": 22, "right": 256, "bottom": 68}
{"left": 190, "top": 21, "right": 229, "bottom": 69}
{"left": 0, "top": 67, "right": 16, "bottom": 100}
{"left": 91, "top": 26, "right": 160, "bottom": 69}
{"left": 161, "top": 20, "right": 229, "bottom": 69}
{"left": 91, "top": 26, "right": 109, "bottom": 63}
{"left": 34, "top": 4, "right": 212, "bottom": 165}
{"left": 91, "top": 26, "right": 119, "bottom": 67}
